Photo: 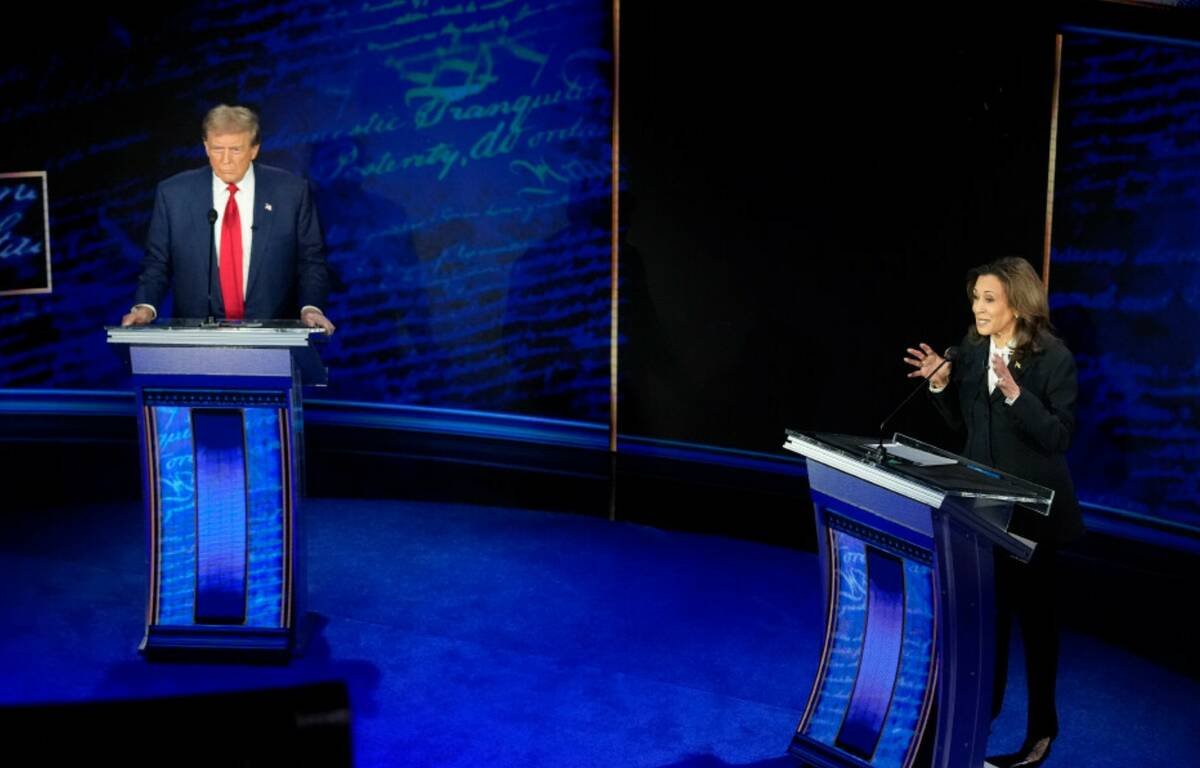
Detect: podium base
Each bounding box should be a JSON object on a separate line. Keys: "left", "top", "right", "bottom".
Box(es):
{"left": 140, "top": 625, "right": 294, "bottom": 663}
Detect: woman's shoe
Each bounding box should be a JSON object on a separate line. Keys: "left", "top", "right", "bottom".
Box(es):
{"left": 986, "top": 735, "right": 1053, "bottom": 767}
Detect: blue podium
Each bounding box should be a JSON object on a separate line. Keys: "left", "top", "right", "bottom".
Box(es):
{"left": 107, "top": 323, "right": 327, "bottom": 659}
{"left": 783, "top": 431, "right": 1051, "bottom": 768}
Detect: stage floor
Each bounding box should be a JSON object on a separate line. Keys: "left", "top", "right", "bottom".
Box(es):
{"left": 1, "top": 497, "right": 1195, "bottom": 766}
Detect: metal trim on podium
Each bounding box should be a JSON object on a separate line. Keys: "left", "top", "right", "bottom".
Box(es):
{"left": 782, "top": 431, "right": 1050, "bottom": 768}
{"left": 107, "top": 322, "right": 327, "bottom": 660}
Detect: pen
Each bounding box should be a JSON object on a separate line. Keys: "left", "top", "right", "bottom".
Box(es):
{"left": 964, "top": 463, "right": 1002, "bottom": 480}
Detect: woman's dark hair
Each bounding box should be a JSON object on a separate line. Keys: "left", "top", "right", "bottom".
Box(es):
{"left": 966, "top": 256, "right": 1055, "bottom": 359}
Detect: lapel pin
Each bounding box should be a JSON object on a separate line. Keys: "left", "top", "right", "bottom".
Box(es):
{"left": 264, "top": 203, "right": 273, "bottom": 211}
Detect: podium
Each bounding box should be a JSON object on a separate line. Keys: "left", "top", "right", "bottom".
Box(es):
{"left": 782, "top": 431, "right": 1052, "bottom": 768}
{"left": 107, "top": 322, "right": 327, "bottom": 659}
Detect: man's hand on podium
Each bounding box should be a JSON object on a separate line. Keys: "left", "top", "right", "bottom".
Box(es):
{"left": 301, "top": 307, "right": 336, "bottom": 335}
{"left": 121, "top": 305, "right": 155, "bottom": 327}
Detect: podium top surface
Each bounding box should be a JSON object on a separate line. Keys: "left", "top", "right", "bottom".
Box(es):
{"left": 784, "top": 430, "right": 1054, "bottom": 515}
{"left": 105, "top": 321, "right": 328, "bottom": 385}
{"left": 106, "top": 321, "right": 326, "bottom": 348}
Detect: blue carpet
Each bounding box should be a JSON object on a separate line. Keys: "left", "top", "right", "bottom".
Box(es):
{"left": 1, "top": 497, "right": 1197, "bottom": 766}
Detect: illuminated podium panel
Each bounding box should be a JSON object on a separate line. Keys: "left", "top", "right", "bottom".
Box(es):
{"left": 783, "top": 432, "right": 1050, "bottom": 768}
{"left": 108, "top": 323, "right": 327, "bottom": 659}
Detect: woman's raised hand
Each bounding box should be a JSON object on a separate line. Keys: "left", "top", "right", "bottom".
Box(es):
{"left": 904, "top": 343, "right": 951, "bottom": 388}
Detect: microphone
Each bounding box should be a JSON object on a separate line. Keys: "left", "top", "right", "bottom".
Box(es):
{"left": 205, "top": 208, "right": 218, "bottom": 326}
{"left": 871, "top": 346, "right": 959, "bottom": 461}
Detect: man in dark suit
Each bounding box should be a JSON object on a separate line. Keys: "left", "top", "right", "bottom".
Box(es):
{"left": 122, "top": 104, "right": 335, "bottom": 332}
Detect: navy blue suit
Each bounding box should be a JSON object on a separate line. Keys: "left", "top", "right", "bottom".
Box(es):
{"left": 134, "top": 163, "right": 329, "bottom": 320}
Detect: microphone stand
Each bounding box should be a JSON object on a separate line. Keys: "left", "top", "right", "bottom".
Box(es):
{"left": 869, "top": 353, "right": 954, "bottom": 463}
{"left": 204, "top": 208, "right": 218, "bottom": 327}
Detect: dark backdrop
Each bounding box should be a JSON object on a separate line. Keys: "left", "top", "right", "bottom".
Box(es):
{"left": 618, "top": 5, "right": 1057, "bottom": 453}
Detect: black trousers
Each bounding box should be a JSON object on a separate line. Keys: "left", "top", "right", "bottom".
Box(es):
{"left": 992, "top": 544, "right": 1060, "bottom": 741}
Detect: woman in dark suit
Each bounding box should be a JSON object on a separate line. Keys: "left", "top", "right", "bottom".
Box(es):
{"left": 904, "top": 257, "right": 1084, "bottom": 768}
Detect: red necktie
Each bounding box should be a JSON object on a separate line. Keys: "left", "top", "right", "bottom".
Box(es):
{"left": 219, "top": 183, "right": 245, "bottom": 320}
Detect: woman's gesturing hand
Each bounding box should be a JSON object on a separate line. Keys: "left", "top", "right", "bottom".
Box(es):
{"left": 904, "top": 343, "right": 951, "bottom": 389}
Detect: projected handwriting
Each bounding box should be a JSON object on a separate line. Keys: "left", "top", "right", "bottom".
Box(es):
{"left": 1050, "top": 34, "right": 1200, "bottom": 529}
{"left": 325, "top": 141, "right": 462, "bottom": 181}
{"left": 0, "top": 213, "right": 41, "bottom": 260}
{"left": 0, "top": 0, "right": 614, "bottom": 425}
{"left": 402, "top": 52, "right": 502, "bottom": 128}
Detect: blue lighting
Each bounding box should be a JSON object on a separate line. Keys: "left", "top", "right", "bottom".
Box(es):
{"left": 153, "top": 405, "right": 196, "bottom": 625}
{"left": 837, "top": 548, "right": 905, "bottom": 760}
{"left": 0, "top": 1, "right": 616, "bottom": 426}
{"left": 192, "top": 410, "right": 249, "bottom": 625}
{"left": 804, "top": 531, "right": 868, "bottom": 746}
{"left": 800, "top": 523, "right": 937, "bottom": 767}
{"left": 245, "top": 406, "right": 287, "bottom": 628}
{"left": 1051, "top": 30, "right": 1200, "bottom": 541}
{"left": 876, "top": 558, "right": 935, "bottom": 765}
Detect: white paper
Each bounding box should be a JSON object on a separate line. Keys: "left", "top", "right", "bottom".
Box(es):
{"left": 867, "top": 442, "right": 958, "bottom": 467}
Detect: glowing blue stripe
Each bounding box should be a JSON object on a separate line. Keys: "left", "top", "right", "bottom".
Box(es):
{"left": 1061, "top": 25, "right": 1200, "bottom": 50}
{"left": 805, "top": 532, "right": 867, "bottom": 746}
{"left": 305, "top": 398, "right": 607, "bottom": 449}
{"left": 874, "top": 558, "right": 936, "bottom": 767}
{"left": 244, "top": 407, "right": 286, "bottom": 627}
{"left": 154, "top": 406, "right": 196, "bottom": 625}
{"left": 836, "top": 548, "right": 905, "bottom": 761}
{"left": 306, "top": 399, "right": 809, "bottom": 475}
{"left": 0, "top": 389, "right": 134, "bottom": 416}
{"left": 1078, "top": 503, "right": 1200, "bottom": 554}
{"left": 0, "top": 391, "right": 805, "bottom": 475}
{"left": 805, "top": 530, "right": 937, "bottom": 767}
{"left": 617, "top": 435, "right": 809, "bottom": 476}
{"left": 1080, "top": 500, "right": 1200, "bottom": 533}
{"left": 193, "top": 410, "right": 248, "bottom": 625}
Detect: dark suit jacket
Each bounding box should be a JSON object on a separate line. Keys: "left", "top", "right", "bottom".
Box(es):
{"left": 930, "top": 331, "right": 1085, "bottom": 544}
{"left": 134, "top": 163, "right": 329, "bottom": 319}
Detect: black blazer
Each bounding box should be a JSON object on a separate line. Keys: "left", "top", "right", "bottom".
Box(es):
{"left": 134, "top": 164, "right": 329, "bottom": 320}
{"left": 930, "top": 331, "right": 1085, "bottom": 544}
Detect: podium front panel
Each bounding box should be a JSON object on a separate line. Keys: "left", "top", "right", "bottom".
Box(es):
{"left": 792, "top": 484, "right": 937, "bottom": 768}
{"left": 108, "top": 325, "right": 320, "bottom": 658}
{"left": 141, "top": 389, "right": 296, "bottom": 652}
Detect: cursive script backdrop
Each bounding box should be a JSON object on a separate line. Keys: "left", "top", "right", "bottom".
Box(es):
{"left": 1049, "top": 30, "right": 1200, "bottom": 534}
{"left": 0, "top": 0, "right": 613, "bottom": 422}
{"left": 0, "top": 173, "right": 51, "bottom": 295}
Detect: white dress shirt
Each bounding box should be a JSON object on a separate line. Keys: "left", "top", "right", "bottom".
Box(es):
{"left": 213, "top": 164, "right": 255, "bottom": 294}
{"left": 989, "top": 336, "right": 1020, "bottom": 405}
{"left": 214, "top": 164, "right": 321, "bottom": 317}
{"left": 929, "top": 337, "right": 1019, "bottom": 405}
